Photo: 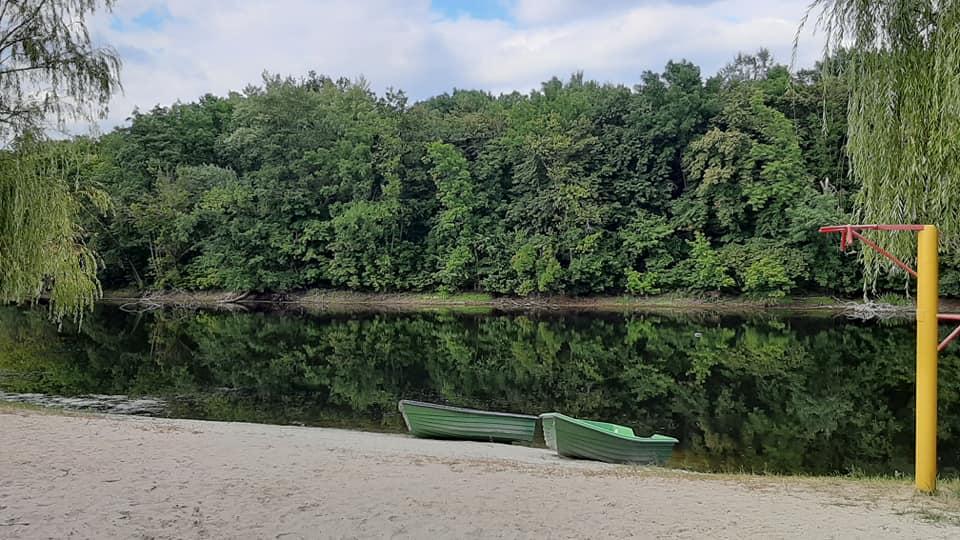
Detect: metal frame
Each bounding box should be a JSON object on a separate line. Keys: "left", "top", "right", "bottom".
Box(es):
{"left": 820, "top": 224, "right": 949, "bottom": 493}
{"left": 819, "top": 224, "right": 960, "bottom": 351}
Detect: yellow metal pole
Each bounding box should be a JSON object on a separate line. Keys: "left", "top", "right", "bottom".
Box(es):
{"left": 916, "top": 225, "right": 939, "bottom": 493}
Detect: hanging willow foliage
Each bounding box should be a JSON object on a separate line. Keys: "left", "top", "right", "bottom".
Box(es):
{"left": 0, "top": 136, "right": 111, "bottom": 322}
{"left": 0, "top": 0, "right": 121, "bottom": 141}
{"left": 804, "top": 1, "right": 960, "bottom": 284}
{"left": 0, "top": 0, "right": 120, "bottom": 319}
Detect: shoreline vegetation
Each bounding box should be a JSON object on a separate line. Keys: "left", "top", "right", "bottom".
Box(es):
{"left": 99, "top": 288, "right": 932, "bottom": 315}
{"left": 69, "top": 51, "right": 960, "bottom": 310}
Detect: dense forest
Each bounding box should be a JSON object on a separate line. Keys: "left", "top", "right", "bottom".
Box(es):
{"left": 46, "top": 50, "right": 957, "bottom": 298}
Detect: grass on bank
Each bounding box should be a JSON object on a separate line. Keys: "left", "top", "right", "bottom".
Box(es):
{"left": 0, "top": 400, "right": 86, "bottom": 417}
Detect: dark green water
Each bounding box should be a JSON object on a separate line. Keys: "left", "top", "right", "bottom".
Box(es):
{"left": 3, "top": 304, "right": 959, "bottom": 477}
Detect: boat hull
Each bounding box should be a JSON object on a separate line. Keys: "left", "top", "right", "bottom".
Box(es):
{"left": 540, "top": 413, "right": 677, "bottom": 464}
{"left": 399, "top": 400, "right": 537, "bottom": 443}
{"left": 542, "top": 414, "right": 558, "bottom": 450}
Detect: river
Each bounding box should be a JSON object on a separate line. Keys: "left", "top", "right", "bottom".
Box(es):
{"left": 2, "top": 304, "right": 957, "bottom": 477}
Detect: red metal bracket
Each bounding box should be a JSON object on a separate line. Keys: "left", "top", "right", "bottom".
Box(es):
{"left": 820, "top": 224, "right": 960, "bottom": 352}
{"left": 938, "top": 314, "right": 960, "bottom": 352}
{"left": 819, "top": 224, "right": 923, "bottom": 277}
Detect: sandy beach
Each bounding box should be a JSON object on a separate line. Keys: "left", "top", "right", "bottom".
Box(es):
{"left": 2, "top": 408, "right": 958, "bottom": 539}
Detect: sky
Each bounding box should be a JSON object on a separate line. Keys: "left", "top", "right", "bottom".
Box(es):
{"left": 89, "top": 0, "right": 826, "bottom": 132}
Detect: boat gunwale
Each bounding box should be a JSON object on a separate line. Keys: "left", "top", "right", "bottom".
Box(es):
{"left": 540, "top": 412, "right": 678, "bottom": 443}
{"left": 399, "top": 400, "right": 538, "bottom": 420}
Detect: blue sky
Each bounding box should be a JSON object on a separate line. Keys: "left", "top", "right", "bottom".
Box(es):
{"left": 110, "top": 5, "right": 175, "bottom": 32}
{"left": 431, "top": 0, "right": 511, "bottom": 20}
{"left": 88, "top": 0, "right": 823, "bottom": 132}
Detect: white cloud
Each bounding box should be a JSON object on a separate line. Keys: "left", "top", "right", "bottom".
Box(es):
{"left": 508, "top": 0, "right": 644, "bottom": 25}
{"left": 86, "top": 0, "right": 825, "bottom": 132}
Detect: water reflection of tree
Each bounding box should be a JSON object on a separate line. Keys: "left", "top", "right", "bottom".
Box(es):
{"left": 2, "top": 306, "right": 959, "bottom": 476}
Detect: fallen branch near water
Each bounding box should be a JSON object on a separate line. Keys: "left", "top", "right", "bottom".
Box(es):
{"left": 840, "top": 300, "right": 912, "bottom": 320}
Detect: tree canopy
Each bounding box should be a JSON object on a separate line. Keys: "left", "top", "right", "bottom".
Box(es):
{"left": 806, "top": 0, "right": 960, "bottom": 280}
{"left": 77, "top": 54, "right": 910, "bottom": 299}
{"left": 0, "top": 0, "right": 120, "bottom": 321}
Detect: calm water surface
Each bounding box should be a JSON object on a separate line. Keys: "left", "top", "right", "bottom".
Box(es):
{"left": 3, "top": 304, "right": 959, "bottom": 477}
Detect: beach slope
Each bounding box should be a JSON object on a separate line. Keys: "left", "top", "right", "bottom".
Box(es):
{"left": 1, "top": 408, "right": 956, "bottom": 539}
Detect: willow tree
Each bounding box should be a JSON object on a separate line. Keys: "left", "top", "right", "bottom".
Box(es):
{"left": 804, "top": 1, "right": 960, "bottom": 283}
{"left": 0, "top": 137, "right": 111, "bottom": 321}
{"left": 0, "top": 0, "right": 120, "bottom": 320}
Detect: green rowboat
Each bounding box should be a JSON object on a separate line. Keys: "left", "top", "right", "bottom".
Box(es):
{"left": 540, "top": 413, "right": 677, "bottom": 464}
{"left": 398, "top": 400, "right": 538, "bottom": 443}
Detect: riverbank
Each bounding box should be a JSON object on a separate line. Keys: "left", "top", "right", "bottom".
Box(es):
{"left": 101, "top": 288, "right": 916, "bottom": 314}
{"left": 2, "top": 406, "right": 958, "bottom": 538}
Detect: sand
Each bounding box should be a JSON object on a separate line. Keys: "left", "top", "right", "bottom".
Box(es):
{"left": 1, "top": 409, "right": 957, "bottom": 539}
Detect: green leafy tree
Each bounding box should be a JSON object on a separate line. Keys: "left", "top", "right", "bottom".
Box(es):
{"left": 0, "top": 0, "right": 120, "bottom": 138}
{"left": 58, "top": 53, "right": 948, "bottom": 299}
{"left": 0, "top": 0, "right": 120, "bottom": 320}
{"left": 805, "top": 0, "right": 960, "bottom": 271}
{"left": 424, "top": 142, "right": 483, "bottom": 292}
{"left": 0, "top": 138, "right": 111, "bottom": 320}
{"left": 679, "top": 233, "right": 735, "bottom": 292}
